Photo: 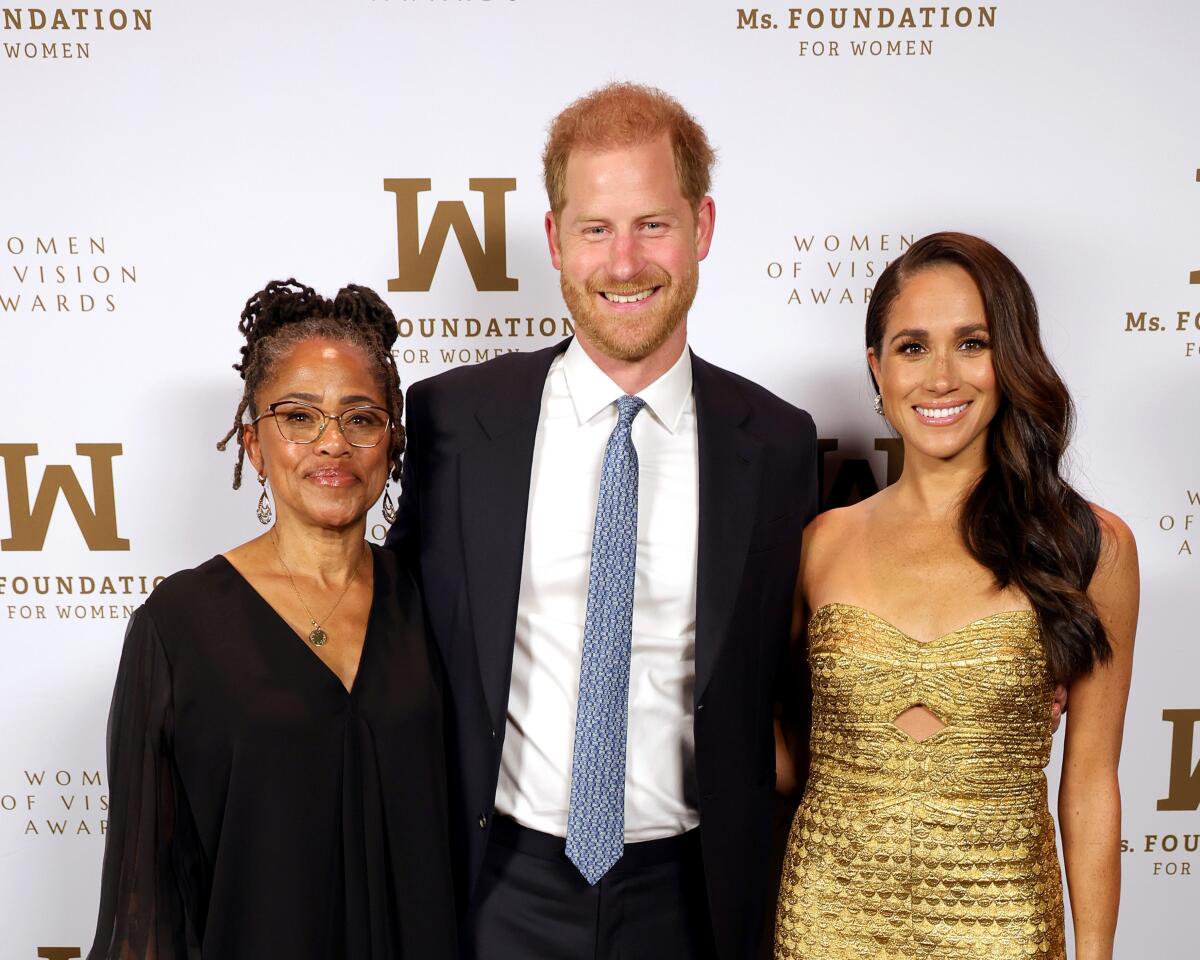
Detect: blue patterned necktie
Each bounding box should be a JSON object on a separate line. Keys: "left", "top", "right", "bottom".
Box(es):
{"left": 565, "top": 394, "right": 645, "bottom": 885}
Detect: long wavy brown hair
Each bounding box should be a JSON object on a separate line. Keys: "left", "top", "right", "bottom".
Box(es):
{"left": 865, "top": 232, "right": 1109, "bottom": 684}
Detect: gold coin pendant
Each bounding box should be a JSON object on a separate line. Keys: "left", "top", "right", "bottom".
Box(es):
{"left": 309, "top": 627, "right": 328, "bottom": 647}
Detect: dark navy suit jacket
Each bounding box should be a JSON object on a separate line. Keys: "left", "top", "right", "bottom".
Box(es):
{"left": 386, "top": 340, "right": 818, "bottom": 959}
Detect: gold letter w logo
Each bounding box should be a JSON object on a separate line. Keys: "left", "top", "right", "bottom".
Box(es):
{"left": 1158, "top": 709, "right": 1200, "bottom": 811}
{"left": 1193, "top": 169, "right": 1200, "bottom": 284}
{"left": 0, "top": 444, "right": 129, "bottom": 551}
{"left": 384, "top": 178, "right": 518, "bottom": 292}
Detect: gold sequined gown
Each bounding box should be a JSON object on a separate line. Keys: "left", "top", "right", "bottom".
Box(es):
{"left": 775, "top": 603, "right": 1065, "bottom": 960}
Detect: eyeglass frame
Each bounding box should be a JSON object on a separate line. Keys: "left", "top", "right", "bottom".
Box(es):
{"left": 249, "top": 399, "right": 393, "bottom": 449}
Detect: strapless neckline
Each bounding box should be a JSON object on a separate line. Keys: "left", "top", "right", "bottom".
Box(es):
{"left": 809, "top": 601, "right": 1037, "bottom": 647}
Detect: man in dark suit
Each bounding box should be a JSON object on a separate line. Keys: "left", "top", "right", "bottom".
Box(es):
{"left": 387, "top": 82, "right": 818, "bottom": 960}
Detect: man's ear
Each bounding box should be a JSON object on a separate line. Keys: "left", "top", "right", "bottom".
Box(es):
{"left": 694, "top": 196, "right": 716, "bottom": 262}
{"left": 546, "top": 211, "right": 563, "bottom": 270}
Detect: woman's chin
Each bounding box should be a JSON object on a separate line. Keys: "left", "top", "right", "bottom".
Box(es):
{"left": 289, "top": 499, "right": 370, "bottom": 532}
{"left": 898, "top": 423, "right": 988, "bottom": 464}
{"left": 893, "top": 436, "right": 968, "bottom": 465}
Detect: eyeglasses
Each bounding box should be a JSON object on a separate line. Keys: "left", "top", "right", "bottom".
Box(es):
{"left": 251, "top": 401, "right": 392, "bottom": 448}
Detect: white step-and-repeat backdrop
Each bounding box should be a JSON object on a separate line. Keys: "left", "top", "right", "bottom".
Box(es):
{"left": 1, "top": 1, "right": 1196, "bottom": 956}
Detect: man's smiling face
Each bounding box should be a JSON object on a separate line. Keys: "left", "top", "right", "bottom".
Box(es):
{"left": 547, "top": 133, "right": 714, "bottom": 362}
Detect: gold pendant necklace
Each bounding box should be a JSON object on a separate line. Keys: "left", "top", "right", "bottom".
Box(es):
{"left": 271, "top": 529, "right": 367, "bottom": 647}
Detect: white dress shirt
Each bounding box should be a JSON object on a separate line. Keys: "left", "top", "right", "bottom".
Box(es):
{"left": 493, "top": 338, "right": 701, "bottom": 841}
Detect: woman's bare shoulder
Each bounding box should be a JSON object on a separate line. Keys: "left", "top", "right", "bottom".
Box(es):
{"left": 803, "top": 492, "right": 883, "bottom": 551}
{"left": 800, "top": 497, "right": 878, "bottom": 582}
{"left": 1087, "top": 502, "right": 1139, "bottom": 596}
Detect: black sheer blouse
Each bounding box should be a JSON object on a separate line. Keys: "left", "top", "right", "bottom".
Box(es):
{"left": 86, "top": 545, "right": 456, "bottom": 959}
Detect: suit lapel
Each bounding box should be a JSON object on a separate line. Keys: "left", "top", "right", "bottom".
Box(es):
{"left": 692, "top": 353, "right": 763, "bottom": 704}
{"left": 459, "top": 341, "right": 568, "bottom": 731}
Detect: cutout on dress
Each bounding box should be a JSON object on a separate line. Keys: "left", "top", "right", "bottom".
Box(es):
{"left": 892, "top": 704, "right": 946, "bottom": 742}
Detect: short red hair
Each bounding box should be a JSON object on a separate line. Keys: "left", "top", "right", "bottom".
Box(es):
{"left": 542, "top": 82, "right": 716, "bottom": 215}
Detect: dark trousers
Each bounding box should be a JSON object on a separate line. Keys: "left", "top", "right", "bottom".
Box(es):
{"left": 462, "top": 817, "right": 718, "bottom": 960}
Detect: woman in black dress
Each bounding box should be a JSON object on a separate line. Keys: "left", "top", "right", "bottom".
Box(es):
{"left": 87, "top": 280, "right": 456, "bottom": 959}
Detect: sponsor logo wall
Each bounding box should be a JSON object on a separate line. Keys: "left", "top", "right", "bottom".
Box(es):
{"left": 1, "top": 0, "right": 1196, "bottom": 954}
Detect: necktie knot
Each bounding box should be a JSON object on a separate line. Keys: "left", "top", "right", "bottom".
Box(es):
{"left": 616, "top": 394, "right": 645, "bottom": 427}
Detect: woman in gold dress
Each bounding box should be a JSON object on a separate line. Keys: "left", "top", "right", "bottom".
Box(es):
{"left": 774, "top": 233, "right": 1138, "bottom": 960}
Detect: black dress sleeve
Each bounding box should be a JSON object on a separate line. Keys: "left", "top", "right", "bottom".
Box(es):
{"left": 87, "top": 608, "right": 192, "bottom": 960}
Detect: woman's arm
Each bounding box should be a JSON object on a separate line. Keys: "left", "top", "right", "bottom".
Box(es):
{"left": 87, "top": 608, "right": 187, "bottom": 960}
{"left": 1058, "top": 507, "right": 1139, "bottom": 960}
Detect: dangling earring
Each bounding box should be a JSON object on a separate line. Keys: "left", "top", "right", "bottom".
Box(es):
{"left": 256, "top": 473, "right": 273, "bottom": 525}
{"left": 381, "top": 480, "right": 397, "bottom": 525}
{"left": 872, "top": 394, "right": 884, "bottom": 416}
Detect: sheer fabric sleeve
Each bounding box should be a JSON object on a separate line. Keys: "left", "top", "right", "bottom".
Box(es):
{"left": 86, "top": 607, "right": 191, "bottom": 960}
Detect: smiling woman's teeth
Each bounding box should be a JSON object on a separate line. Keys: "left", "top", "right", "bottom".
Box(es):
{"left": 603, "top": 289, "right": 654, "bottom": 304}
{"left": 915, "top": 403, "right": 968, "bottom": 419}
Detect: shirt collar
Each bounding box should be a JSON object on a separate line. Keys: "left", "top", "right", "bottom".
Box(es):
{"left": 561, "top": 336, "right": 694, "bottom": 434}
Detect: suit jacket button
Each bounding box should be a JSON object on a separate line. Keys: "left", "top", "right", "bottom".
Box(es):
{"left": 478, "top": 814, "right": 488, "bottom": 829}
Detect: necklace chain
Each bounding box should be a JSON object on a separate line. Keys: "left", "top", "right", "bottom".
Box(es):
{"left": 271, "top": 529, "right": 367, "bottom": 647}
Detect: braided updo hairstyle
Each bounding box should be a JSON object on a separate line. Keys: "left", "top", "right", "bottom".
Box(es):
{"left": 216, "top": 279, "right": 404, "bottom": 489}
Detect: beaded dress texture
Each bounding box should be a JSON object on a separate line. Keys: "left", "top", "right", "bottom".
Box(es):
{"left": 775, "top": 603, "right": 1065, "bottom": 960}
